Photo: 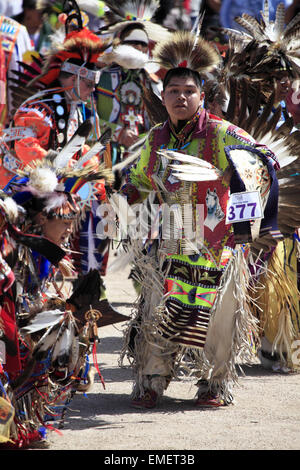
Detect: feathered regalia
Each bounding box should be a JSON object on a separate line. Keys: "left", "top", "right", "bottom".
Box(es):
{"left": 201, "top": 1, "right": 300, "bottom": 372}
{"left": 146, "top": 28, "right": 284, "bottom": 258}
{"left": 96, "top": 0, "right": 171, "bottom": 77}
{"left": 124, "top": 22, "right": 300, "bottom": 253}
{"left": 34, "top": 3, "right": 109, "bottom": 88}
{"left": 8, "top": 0, "right": 110, "bottom": 117}
{"left": 115, "top": 27, "right": 284, "bottom": 407}
{"left": 224, "top": 0, "right": 300, "bottom": 80}
{"left": 179, "top": 2, "right": 300, "bottom": 250}
{"left": 94, "top": 0, "right": 172, "bottom": 186}
{"left": 152, "top": 29, "right": 220, "bottom": 73}
{"left": 206, "top": 0, "right": 300, "bottom": 112}
{"left": 1, "top": 0, "right": 112, "bottom": 191}
{"left": 0, "top": 121, "right": 129, "bottom": 448}
{"left": 98, "top": 0, "right": 171, "bottom": 41}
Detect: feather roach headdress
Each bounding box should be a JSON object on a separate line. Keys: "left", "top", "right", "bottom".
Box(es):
{"left": 40, "top": 28, "right": 108, "bottom": 85}
{"left": 152, "top": 30, "right": 221, "bottom": 76}
{"left": 5, "top": 120, "right": 114, "bottom": 220}
{"left": 29, "top": 0, "right": 110, "bottom": 87}
{"left": 97, "top": 0, "right": 171, "bottom": 43}
{"left": 134, "top": 29, "right": 221, "bottom": 126}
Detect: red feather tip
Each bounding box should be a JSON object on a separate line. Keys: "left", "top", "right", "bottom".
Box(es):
{"left": 178, "top": 60, "right": 188, "bottom": 68}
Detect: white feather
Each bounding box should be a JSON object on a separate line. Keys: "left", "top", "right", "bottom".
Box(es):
{"left": 144, "top": 60, "right": 161, "bottom": 74}
{"left": 87, "top": 211, "right": 99, "bottom": 270}
{"left": 112, "top": 148, "right": 140, "bottom": 172}
{"left": 20, "top": 309, "right": 63, "bottom": 335}
{"left": 276, "top": 155, "right": 298, "bottom": 168}
{"left": 102, "top": 44, "right": 149, "bottom": 69}
{"left": 77, "top": 0, "right": 104, "bottom": 16}
{"left": 48, "top": 27, "right": 66, "bottom": 51}
{"left": 0, "top": 197, "right": 19, "bottom": 223}
{"left": 28, "top": 168, "right": 58, "bottom": 193}
{"left": 42, "top": 192, "right": 68, "bottom": 213}
{"left": 33, "top": 322, "right": 61, "bottom": 359}
{"left": 54, "top": 134, "right": 87, "bottom": 169}
{"left": 170, "top": 169, "right": 221, "bottom": 181}
{"left": 169, "top": 163, "right": 222, "bottom": 175}
{"left": 109, "top": 193, "right": 136, "bottom": 232}
{"left": 191, "top": 11, "right": 205, "bottom": 52}
{"left": 158, "top": 149, "right": 222, "bottom": 181}
{"left": 157, "top": 149, "right": 216, "bottom": 169}
{"left": 277, "top": 176, "right": 300, "bottom": 187}
{"left": 75, "top": 141, "right": 105, "bottom": 169}
{"left": 51, "top": 319, "right": 75, "bottom": 367}
{"left": 256, "top": 134, "right": 299, "bottom": 168}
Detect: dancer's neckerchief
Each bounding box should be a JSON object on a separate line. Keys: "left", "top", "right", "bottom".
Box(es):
{"left": 168, "top": 108, "right": 204, "bottom": 149}
{"left": 148, "top": 109, "right": 207, "bottom": 195}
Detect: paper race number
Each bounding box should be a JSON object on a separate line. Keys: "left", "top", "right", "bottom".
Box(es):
{"left": 226, "top": 190, "right": 263, "bottom": 224}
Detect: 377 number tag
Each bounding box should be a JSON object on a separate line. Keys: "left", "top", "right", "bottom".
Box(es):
{"left": 226, "top": 190, "right": 263, "bottom": 224}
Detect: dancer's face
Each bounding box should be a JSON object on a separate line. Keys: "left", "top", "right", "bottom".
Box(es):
{"left": 71, "top": 75, "right": 96, "bottom": 102}
{"left": 61, "top": 74, "right": 96, "bottom": 102}
{"left": 37, "top": 215, "right": 74, "bottom": 247}
{"left": 78, "top": 77, "right": 97, "bottom": 101}
{"left": 274, "top": 72, "right": 291, "bottom": 103}
{"left": 161, "top": 76, "right": 204, "bottom": 126}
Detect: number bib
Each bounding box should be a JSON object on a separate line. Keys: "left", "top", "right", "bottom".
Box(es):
{"left": 226, "top": 190, "right": 263, "bottom": 224}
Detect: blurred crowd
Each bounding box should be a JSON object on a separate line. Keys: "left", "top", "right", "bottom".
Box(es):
{"left": 1, "top": 0, "right": 300, "bottom": 44}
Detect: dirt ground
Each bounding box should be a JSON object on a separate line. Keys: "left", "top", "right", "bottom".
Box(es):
{"left": 33, "top": 263, "right": 300, "bottom": 452}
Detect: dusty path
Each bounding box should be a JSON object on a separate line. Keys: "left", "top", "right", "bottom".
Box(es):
{"left": 40, "top": 264, "right": 300, "bottom": 452}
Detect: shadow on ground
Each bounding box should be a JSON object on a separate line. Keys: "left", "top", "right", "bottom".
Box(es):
{"left": 58, "top": 392, "right": 199, "bottom": 433}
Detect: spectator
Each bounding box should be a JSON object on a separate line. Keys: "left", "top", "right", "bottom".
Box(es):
{"left": 0, "top": 15, "right": 33, "bottom": 128}
{"left": 0, "top": 0, "right": 22, "bottom": 17}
